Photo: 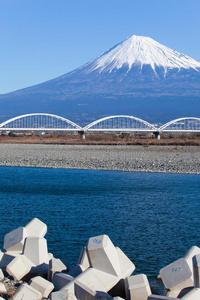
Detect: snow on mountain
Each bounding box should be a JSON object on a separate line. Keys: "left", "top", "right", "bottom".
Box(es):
{"left": 0, "top": 35, "right": 200, "bottom": 124}
{"left": 84, "top": 35, "right": 200, "bottom": 74}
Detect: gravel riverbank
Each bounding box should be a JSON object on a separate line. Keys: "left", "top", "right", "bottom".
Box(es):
{"left": 0, "top": 143, "right": 199, "bottom": 174}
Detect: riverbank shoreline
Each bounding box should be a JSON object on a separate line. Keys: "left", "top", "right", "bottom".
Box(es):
{"left": 0, "top": 144, "right": 199, "bottom": 174}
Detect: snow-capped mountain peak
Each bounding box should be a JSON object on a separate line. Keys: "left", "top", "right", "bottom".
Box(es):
{"left": 86, "top": 35, "right": 200, "bottom": 74}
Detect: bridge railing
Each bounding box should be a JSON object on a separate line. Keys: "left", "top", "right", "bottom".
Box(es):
{"left": 0, "top": 114, "right": 200, "bottom": 134}
{"left": 84, "top": 115, "right": 157, "bottom": 132}
{"left": 158, "top": 117, "right": 200, "bottom": 132}
{"left": 0, "top": 113, "right": 82, "bottom": 132}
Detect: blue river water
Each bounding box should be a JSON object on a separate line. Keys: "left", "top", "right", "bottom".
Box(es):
{"left": 0, "top": 166, "right": 200, "bottom": 285}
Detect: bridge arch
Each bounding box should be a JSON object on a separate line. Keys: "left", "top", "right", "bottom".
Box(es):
{"left": 84, "top": 115, "right": 157, "bottom": 132}
{"left": 159, "top": 117, "right": 200, "bottom": 132}
{"left": 0, "top": 113, "right": 82, "bottom": 131}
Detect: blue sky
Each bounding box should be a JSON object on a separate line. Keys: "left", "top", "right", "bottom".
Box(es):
{"left": 0, "top": 0, "right": 200, "bottom": 94}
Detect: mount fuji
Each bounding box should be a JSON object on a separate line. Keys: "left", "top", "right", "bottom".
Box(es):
{"left": 1, "top": 35, "right": 200, "bottom": 124}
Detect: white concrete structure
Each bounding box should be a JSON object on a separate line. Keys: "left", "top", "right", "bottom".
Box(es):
{"left": 29, "top": 276, "right": 54, "bottom": 298}
{"left": 50, "top": 290, "right": 78, "bottom": 300}
{"left": 184, "top": 246, "right": 200, "bottom": 271}
{"left": 6, "top": 255, "right": 32, "bottom": 280}
{"left": 68, "top": 264, "right": 86, "bottom": 277}
{"left": 52, "top": 273, "right": 74, "bottom": 291}
{"left": 48, "top": 257, "right": 68, "bottom": 281}
{"left": 160, "top": 257, "right": 193, "bottom": 295}
{"left": 87, "top": 235, "right": 121, "bottom": 276}
{"left": 0, "top": 252, "right": 19, "bottom": 272}
{"left": 13, "top": 283, "right": 42, "bottom": 300}
{"left": 23, "top": 237, "right": 48, "bottom": 265}
{"left": 75, "top": 280, "right": 113, "bottom": 299}
{"left": 4, "top": 226, "right": 27, "bottom": 252}
{"left": 74, "top": 268, "right": 115, "bottom": 291}
{"left": 77, "top": 246, "right": 91, "bottom": 270}
{"left": 115, "top": 247, "right": 136, "bottom": 279}
{"left": 59, "top": 235, "right": 135, "bottom": 299}
{"left": 125, "top": 274, "right": 151, "bottom": 300}
{"left": 25, "top": 218, "right": 47, "bottom": 238}
{"left": 181, "top": 288, "right": 200, "bottom": 299}
{"left": 193, "top": 254, "right": 200, "bottom": 287}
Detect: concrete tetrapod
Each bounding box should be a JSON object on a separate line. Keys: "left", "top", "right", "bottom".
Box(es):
{"left": 13, "top": 283, "right": 42, "bottom": 300}
{"left": 181, "top": 288, "right": 200, "bottom": 299}
{"left": 50, "top": 290, "right": 78, "bottom": 300}
{"left": 75, "top": 280, "right": 113, "bottom": 299}
{"left": 59, "top": 235, "right": 135, "bottom": 299}
{"left": 6, "top": 255, "right": 32, "bottom": 280}
{"left": 4, "top": 227, "right": 27, "bottom": 253}
{"left": 77, "top": 246, "right": 91, "bottom": 270}
{"left": 23, "top": 237, "right": 48, "bottom": 266}
{"left": 87, "top": 235, "right": 121, "bottom": 276}
{"left": 0, "top": 252, "right": 20, "bottom": 272}
{"left": 52, "top": 273, "right": 74, "bottom": 291}
{"left": 67, "top": 246, "right": 91, "bottom": 278}
{"left": 184, "top": 246, "right": 200, "bottom": 272}
{"left": 125, "top": 274, "right": 151, "bottom": 300}
{"left": 25, "top": 218, "right": 47, "bottom": 238}
{"left": 29, "top": 275, "right": 54, "bottom": 298}
{"left": 160, "top": 257, "right": 193, "bottom": 297}
{"left": 193, "top": 254, "right": 200, "bottom": 288}
{"left": 48, "top": 257, "right": 68, "bottom": 281}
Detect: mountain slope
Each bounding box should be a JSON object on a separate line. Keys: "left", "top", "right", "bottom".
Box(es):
{"left": 0, "top": 35, "right": 200, "bottom": 123}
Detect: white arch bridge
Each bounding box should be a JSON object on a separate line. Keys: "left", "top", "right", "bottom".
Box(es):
{"left": 0, "top": 114, "right": 200, "bottom": 137}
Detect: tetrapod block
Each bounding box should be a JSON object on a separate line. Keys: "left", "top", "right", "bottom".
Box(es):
{"left": 74, "top": 268, "right": 118, "bottom": 292}
{"left": 50, "top": 290, "right": 78, "bottom": 300}
{"left": 13, "top": 283, "right": 42, "bottom": 300}
{"left": 6, "top": 255, "right": 32, "bottom": 280}
{"left": 23, "top": 237, "right": 48, "bottom": 265}
{"left": 29, "top": 276, "right": 54, "bottom": 298}
{"left": 181, "top": 288, "right": 200, "bottom": 299}
{"left": 48, "top": 257, "right": 68, "bottom": 281}
{"left": 164, "top": 289, "right": 183, "bottom": 298}
{"left": 116, "top": 247, "right": 135, "bottom": 278}
{"left": 193, "top": 254, "right": 200, "bottom": 287}
{"left": 184, "top": 246, "right": 200, "bottom": 271}
{"left": 52, "top": 273, "right": 74, "bottom": 291}
{"left": 25, "top": 218, "right": 47, "bottom": 238}
{"left": 125, "top": 274, "right": 151, "bottom": 300}
{"left": 160, "top": 258, "right": 193, "bottom": 290}
{"left": 75, "top": 280, "right": 113, "bottom": 300}
{"left": 77, "top": 247, "right": 90, "bottom": 270}
{"left": 87, "top": 235, "right": 121, "bottom": 276}
{"left": 0, "top": 252, "right": 19, "bottom": 272}
{"left": 68, "top": 264, "right": 85, "bottom": 278}
{"left": 4, "top": 226, "right": 27, "bottom": 252}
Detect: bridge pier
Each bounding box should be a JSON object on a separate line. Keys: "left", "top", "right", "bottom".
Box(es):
{"left": 153, "top": 131, "right": 161, "bottom": 140}
{"left": 78, "top": 130, "right": 86, "bottom": 140}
